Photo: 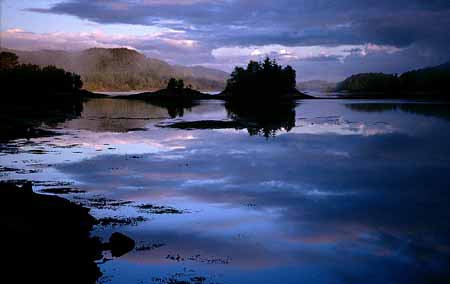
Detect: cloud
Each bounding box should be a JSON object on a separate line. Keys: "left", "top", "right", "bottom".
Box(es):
{"left": 211, "top": 43, "right": 403, "bottom": 63}
{"left": 1, "top": 26, "right": 198, "bottom": 50}
{"left": 3, "top": 0, "right": 449, "bottom": 79}
{"left": 1, "top": 28, "right": 129, "bottom": 50}
{"left": 142, "top": 0, "right": 223, "bottom": 5}
{"left": 0, "top": 27, "right": 207, "bottom": 64}
{"left": 28, "top": 0, "right": 450, "bottom": 48}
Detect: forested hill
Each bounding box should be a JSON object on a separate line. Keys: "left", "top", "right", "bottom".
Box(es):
{"left": 2, "top": 48, "right": 228, "bottom": 91}
{"left": 336, "top": 61, "right": 450, "bottom": 93}
{"left": 399, "top": 61, "right": 450, "bottom": 92}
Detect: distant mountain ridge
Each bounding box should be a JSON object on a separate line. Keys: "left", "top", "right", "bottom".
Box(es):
{"left": 297, "top": 80, "right": 337, "bottom": 92}
{"left": 2, "top": 47, "right": 228, "bottom": 91}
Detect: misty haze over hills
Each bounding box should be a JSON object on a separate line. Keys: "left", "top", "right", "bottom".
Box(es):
{"left": 1, "top": 48, "right": 228, "bottom": 92}
{"left": 297, "top": 80, "right": 337, "bottom": 92}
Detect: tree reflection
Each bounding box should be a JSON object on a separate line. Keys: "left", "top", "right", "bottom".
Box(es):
{"left": 148, "top": 99, "right": 199, "bottom": 118}
{"left": 225, "top": 100, "right": 297, "bottom": 138}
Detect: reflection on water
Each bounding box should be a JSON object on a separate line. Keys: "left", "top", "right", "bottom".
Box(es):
{"left": 345, "top": 102, "right": 450, "bottom": 122}
{"left": 61, "top": 98, "right": 200, "bottom": 132}
{"left": 1, "top": 98, "right": 450, "bottom": 284}
{"left": 225, "top": 100, "right": 297, "bottom": 137}
{"left": 148, "top": 99, "right": 199, "bottom": 118}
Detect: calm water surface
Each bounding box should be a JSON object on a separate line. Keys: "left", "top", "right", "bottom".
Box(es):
{"left": 1, "top": 98, "right": 449, "bottom": 284}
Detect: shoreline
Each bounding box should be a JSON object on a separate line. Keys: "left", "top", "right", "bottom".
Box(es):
{"left": 86, "top": 88, "right": 449, "bottom": 101}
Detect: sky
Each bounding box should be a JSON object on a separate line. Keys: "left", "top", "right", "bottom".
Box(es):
{"left": 1, "top": 0, "right": 450, "bottom": 81}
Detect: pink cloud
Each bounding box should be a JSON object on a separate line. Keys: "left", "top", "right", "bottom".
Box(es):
{"left": 0, "top": 28, "right": 198, "bottom": 52}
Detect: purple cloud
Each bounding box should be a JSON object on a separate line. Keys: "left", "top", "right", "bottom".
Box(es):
{"left": 2, "top": 0, "right": 448, "bottom": 80}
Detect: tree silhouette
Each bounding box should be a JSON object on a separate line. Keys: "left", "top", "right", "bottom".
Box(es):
{"left": 336, "top": 73, "right": 399, "bottom": 92}
{"left": 225, "top": 100, "right": 297, "bottom": 138}
{"left": 225, "top": 57, "right": 297, "bottom": 101}
{"left": 399, "top": 61, "right": 450, "bottom": 92}
{"left": 167, "top": 78, "right": 185, "bottom": 90}
{"left": 0, "top": 52, "right": 19, "bottom": 69}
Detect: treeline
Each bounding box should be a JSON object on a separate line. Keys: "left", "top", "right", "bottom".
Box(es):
{"left": 399, "top": 62, "right": 450, "bottom": 92}
{"left": 336, "top": 73, "right": 399, "bottom": 92}
{"left": 82, "top": 73, "right": 223, "bottom": 91}
{"left": 82, "top": 71, "right": 165, "bottom": 91}
{"left": 0, "top": 52, "right": 83, "bottom": 96}
{"left": 336, "top": 61, "right": 450, "bottom": 93}
{"left": 225, "top": 57, "right": 296, "bottom": 100}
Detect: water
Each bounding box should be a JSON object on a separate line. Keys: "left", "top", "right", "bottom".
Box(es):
{"left": 1, "top": 98, "right": 449, "bottom": 284}
{"left": 95, "top": 91, "right": 150, "bottom": 96}
{"left": 95, "top": 90, "right": 223, "bottom": 96}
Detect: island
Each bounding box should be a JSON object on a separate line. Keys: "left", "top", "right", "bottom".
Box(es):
{"left": 157, "top": 58, "right": 310, "bottom": 137}
{"left": 220, "top": 57, "right": 312, "bottom": 100}
{"left": 121, "top": 57, "right": 313, "bottom": 102}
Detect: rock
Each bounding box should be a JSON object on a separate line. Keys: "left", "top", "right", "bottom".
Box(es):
{"left": 108, "top": 232, "right": 135, "bottom": 257}
{"left": 0, "top": 181, "right": 102, "bottom": 284}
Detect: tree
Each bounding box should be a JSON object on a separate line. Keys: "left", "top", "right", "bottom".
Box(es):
{"left": 167, "top": 78, "right": 178, "bottom": 89}
{"left": 336, "top": 73, "right": 399, "bottom": 92}
{"left": 167, "top": 78, "right": 184, "bottom": 90}
{"left": 225, "top": 57, "right": 297, "bottom": 100}
{"left": 72, "top": 73, "right": 83, "bottom": 89}
{"left": 0, "top": 52, "right": 19, "bottom": 69}
{"left": 176, "top": 79, "right": 184, "bottom": 89}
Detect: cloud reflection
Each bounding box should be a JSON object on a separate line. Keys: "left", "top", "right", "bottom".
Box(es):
{"left": 3, "top": 99, "right": 448, "bottom": 283}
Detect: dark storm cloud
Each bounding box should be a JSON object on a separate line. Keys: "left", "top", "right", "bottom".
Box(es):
{"left": 29, "top": 0, "right": 450, "bottom": 47}
{"left": 21, "top": 0, "right": 450, "bottom": 79}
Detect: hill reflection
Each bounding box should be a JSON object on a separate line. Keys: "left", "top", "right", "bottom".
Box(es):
{"left": 345, "top": 102, "right": 450, "bottom": 122}
{"left": 60, "top": 98, "right": 202, "bottom": 132}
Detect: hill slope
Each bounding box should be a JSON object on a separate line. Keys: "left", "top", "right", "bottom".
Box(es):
{"left": 336, "top": 61, "right": 450, "bottom": 94}
{"left": 399, "top": 61, "right": 450, "bottom": 92}
{"left": 3, "top": 48, "right": 228, "bottom": 92}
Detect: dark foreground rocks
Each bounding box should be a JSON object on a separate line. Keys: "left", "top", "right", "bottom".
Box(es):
{"left": 106, "top": 232, "right": 136, "bottom": 257}
{"left": 0, "top": 181, "right": 135, "bottom": 284}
